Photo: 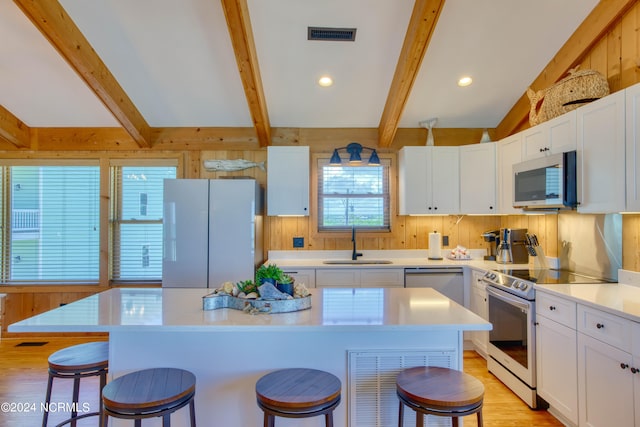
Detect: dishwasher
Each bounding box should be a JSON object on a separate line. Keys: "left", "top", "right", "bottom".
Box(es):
{"left": 404, "top": 267, "right": 464, "bottom": 305}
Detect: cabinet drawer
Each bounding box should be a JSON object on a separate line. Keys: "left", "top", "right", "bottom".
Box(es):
{"left": 316, "top": 269, "right": 360, "bottom": 287}
{"left": 577, "top": 304, "right": 632, "bottom": 353}
{"left": 361, "top": 269, "right": 404, "bottom": 287}
{"left": 537, "top": 292, "right": 576, "bottom": 328}
{"left": 281, "top": 268, "right": 315, "bottom": 288}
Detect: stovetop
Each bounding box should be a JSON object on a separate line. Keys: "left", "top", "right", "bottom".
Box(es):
{"left": 482, "top": 268, "right": 612, "bottom": 300}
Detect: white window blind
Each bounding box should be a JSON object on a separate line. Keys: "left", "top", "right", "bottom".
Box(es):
{"left": 318, "top": 158, "right": 390, "bottom": 231}
{"left": 111, "top": 165, "right": 176, "bottom": 282}
{"left": 2, "top": 164, "right": 100, "bottom": 283}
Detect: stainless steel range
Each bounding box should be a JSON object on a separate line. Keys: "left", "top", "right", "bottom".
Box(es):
{"left": 481, "top": 268, "right": 609, "bottom": 409}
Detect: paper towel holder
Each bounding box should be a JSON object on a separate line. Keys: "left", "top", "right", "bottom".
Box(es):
{"left": 428, "top": 230, "right": 443, "bottom": 260}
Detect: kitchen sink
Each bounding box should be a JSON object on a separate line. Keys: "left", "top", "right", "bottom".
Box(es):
{"left": 322, "top": 260, "right": 393, "bottom": 265}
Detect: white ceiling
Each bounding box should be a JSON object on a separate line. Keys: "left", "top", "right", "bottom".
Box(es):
{"left": 0, "top": 0, "right": 599, "bottom": 130}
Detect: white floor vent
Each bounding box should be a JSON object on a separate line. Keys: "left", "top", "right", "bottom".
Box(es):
{"left": 348, "top": 349, "right": 456, "bottom": 427}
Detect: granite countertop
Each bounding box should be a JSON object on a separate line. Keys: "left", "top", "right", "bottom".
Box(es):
{"left": 8, "top": 287, "right": 492, "bottom": 333}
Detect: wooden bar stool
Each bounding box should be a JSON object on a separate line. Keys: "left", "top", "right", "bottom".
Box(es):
{"left": 255, "top": 368, "right": 341, "bottom": 427}
{"left": 43, "top": 341, "right": 108, "bottom": 427}
{"left": 101, "top": 367, "right": 196, "bottom": 427}
{"left": 396, "top": 366, "right": 484, "bottom": 427}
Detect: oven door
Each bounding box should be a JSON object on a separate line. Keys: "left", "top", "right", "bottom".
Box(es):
{"left": 486, "top": 285, "right": 536, "bottom": 387}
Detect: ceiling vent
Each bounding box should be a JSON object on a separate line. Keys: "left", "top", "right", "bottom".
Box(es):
{"left": 308, "top": 27, "right": 357, "bottom": 42}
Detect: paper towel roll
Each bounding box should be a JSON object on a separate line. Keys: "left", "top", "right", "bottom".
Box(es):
{"left": 428, "top": 231, "right": 442, "bottom": 260}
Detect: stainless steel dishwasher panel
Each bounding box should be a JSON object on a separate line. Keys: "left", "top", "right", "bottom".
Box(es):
{"left": 404, "top": 267, "right": 464, "bottom": 305}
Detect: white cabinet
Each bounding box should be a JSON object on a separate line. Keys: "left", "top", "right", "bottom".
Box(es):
{"left": 577, "top": 304, "right": 636, "bottom": 427}
{"left": 497, "top": 133, "right": 523, "bottom": 214}
{"left": 315, "top": 268, "right": 404, "bottom": 288}
{"left": 625, "top": 82, "right": 640, "bottom": 211}
{"left": 576, "top": 90, "right": 626, "bottom": 213}
{"left": 535, "top": 291, "right": 578, "bottom": 425}
{"left": 459, "top": 143, "right": 497, "bottom": 214}
{"left": 522, "top": 110, "right": 576, "bottom": 160}
{"left": 281, "top": 268, "right": 316, "bottom": 288}
{"left": 267, "top": 146, "right": 309, "bottom": 216}
{"left": 469, "top": 269, "right": 488, "bottom": 356}
{"left": 398, "top": 146, "right": 459, "bottom": 214}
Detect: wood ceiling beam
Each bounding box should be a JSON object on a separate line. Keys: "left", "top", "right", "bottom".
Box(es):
{"left": 13, "top": 0, "right": 151, "bottom": 148}
{"left": 0, "top": 104, "right": 30, "bottom": 148}
{"left": 496, "top": 0, "right": 636, "bottom": 139}
{"left": 378, "top": 0, "right": 445, "bottom": 148}
{"left": 221, "top": 0, "right": 272, "bottom": 147}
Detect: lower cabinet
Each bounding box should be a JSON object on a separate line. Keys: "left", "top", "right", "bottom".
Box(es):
{"left": 315, "top": 268, "right": 404, "bottom": 288}
{"left": 577, "top": 304, "right": 637, "bottom": 427}
{"left": 536, "top": 314, "right": 578, "bottom": 425}
{"left": 469, "top": 269, "right": 488, "bottom": 356}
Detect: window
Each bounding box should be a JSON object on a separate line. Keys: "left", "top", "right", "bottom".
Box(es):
{"left": 317, "top": 158, "right": 390, "bottom": 231}
{"left": 111, "top": 163, "right": 176, "bottom": 282}
{"left": 0, "top": 162, "right": 100, "bottom": 283}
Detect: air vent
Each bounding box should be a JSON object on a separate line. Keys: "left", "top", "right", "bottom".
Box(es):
{"left": 308, "top": 26, "right": 357, "bottom": 41}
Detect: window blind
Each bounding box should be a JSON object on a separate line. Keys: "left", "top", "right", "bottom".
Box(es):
{"left": 317, "top": 158, "right": 390, "bottom": 231}
{"left": 3, "top": 165, "right": 100, "bottom": 283}
{"left": 111, "top": 165, "right": 176, "bottom": 282}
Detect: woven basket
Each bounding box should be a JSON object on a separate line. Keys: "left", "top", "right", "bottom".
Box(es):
{"left": 528, "top": 68, "right": 610, "bottom": 126}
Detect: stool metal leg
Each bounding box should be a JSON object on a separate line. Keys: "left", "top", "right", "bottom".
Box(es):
{"left": 325, "top": 412, "right": 334, "bottom": 427}
{"left": 477, "top": 410, "right": 484, "bottom": 427}
{"left": 189, "top": 399, "right": 197, "bottom": 426}
{"left": 42, "top": 372, "right": 54, "bottom": 427}
{"left": 453, "top": 417, "right": 459, "bottom": 427}
{"left": 398, "top": 401, "right": 404, "bottom": 426}
{"left": 70, "top": 375, "right": 80, "bottom": 427}
{"left": 415, "top": 411, "right": 424, "bottom": 427}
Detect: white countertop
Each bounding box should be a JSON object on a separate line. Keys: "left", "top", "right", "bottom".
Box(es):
{"left": 8, "top": 287, "right": 492, "bottom": 333}
{"left": 536, "top": 280, "right": 640, "bottom": 322}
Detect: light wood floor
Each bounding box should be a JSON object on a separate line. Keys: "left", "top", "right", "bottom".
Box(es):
{"left": 0, "top": 336, "right": 563, "bottom": 426}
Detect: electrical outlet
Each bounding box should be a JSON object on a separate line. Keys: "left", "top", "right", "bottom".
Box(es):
{"left": 293, "top": 237, "right": 304, "bottom": 248}
{"left": 443, "top": 235, "right": 449, "bottom": 246}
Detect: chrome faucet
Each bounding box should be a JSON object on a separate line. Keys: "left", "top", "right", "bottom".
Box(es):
{"left": 351, "top": 226, "right": 363, "bottom": 260}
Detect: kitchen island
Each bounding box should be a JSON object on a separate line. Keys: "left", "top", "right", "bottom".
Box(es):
{"left": 10, "top": 287, "right": 491, "bottom": 427}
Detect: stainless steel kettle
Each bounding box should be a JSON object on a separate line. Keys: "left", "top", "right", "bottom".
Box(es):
{"left": 496, "top": 228, "right": 513, "bottom": 264}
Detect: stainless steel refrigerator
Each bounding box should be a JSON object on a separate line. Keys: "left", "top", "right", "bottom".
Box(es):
{"left": 162, "top": 178, "right": 263, "bottom": 288}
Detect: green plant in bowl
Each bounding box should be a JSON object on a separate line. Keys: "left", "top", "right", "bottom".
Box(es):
{"left": 255, "top": 264, "right": 284, "bottom": 285}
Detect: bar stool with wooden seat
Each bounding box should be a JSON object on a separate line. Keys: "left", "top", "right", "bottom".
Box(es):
{"left": 43, "top": 341, "right": 109, "bottom": 427}
{"left": 255, "top": 368, "right": 341, "bottom": 427}
{"left": 101, "top": 367, "right": 196, "bottom": 427}
{"left": 396, "top": 366, "right": 484, "bottom": 427}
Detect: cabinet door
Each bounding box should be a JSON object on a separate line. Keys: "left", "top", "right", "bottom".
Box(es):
{"left": 497, "top": 133, "right": 523, "bottom": 214}
{"left": 281, "top": 268, "right": 316, "bottom": 288}
{"left": 578, "top": 332, "right": 634, "bottom": 427}
{"left": 267, "top": 146, "right": 310, "bottom": 215}
{"left": 548, "top": 110, "right": 577, "bottom": 154}
{"left": 431, "top": 146, "right": 459, "bottom": 214}
{"left": 577, "top": 91, "right": 626, "bottom": 213}
{"left": 536, "top": 315, "right": 578, "bottom": 425}
{"left": 522, "top": 125, "right": 547, "bottom": 160}
{"left": 315, "top": 269, "right": 360, "bottom": 287}
{"left": 625, "top": 82, "right": 640, "bottom": 211}
{"left": 398, "top": 147, "right": 430, "bottom": 214}
{"left": 459, "top": 143, "right": 496, "bottom": 214}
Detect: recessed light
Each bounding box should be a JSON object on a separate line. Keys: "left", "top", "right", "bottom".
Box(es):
{"left": 318, "top": 76, "right": 333, "bottom": 87}
{"left": 458, "top": 76, "right": 473, "bottom": 87}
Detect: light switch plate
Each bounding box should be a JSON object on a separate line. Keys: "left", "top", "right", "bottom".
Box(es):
{"left": 293, "top": 237, "right": 304, "bottom": 248}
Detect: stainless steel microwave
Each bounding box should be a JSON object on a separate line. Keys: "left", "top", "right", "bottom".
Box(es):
{"left": 513, "top": 150, "right": 578, "bottom": 209}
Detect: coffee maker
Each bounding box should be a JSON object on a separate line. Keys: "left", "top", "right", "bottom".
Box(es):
{"left": 496, "top": 228, "right": 528, "bottom": 264}
{"left": 481, "top": 229, "right": 500, "bottom": 261}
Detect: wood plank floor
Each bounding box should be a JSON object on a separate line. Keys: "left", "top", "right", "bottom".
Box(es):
{"left": 0, "top": 336, "right": 563, "bottom": 426}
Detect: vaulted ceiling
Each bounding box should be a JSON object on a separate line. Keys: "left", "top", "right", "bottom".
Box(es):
{"left": 0, "top": 0, "right": 634, "bottom": 149}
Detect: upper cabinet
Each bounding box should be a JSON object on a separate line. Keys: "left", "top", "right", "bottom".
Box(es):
{"left": 577, "top": 90, "right": 626, "bottom": 213}
{"left": 626, "top": 82, "right": 640, "bottom": 212}
{"left": 522, "top": 110, "right": 577, "bottom": 161}
{"left": 267, "top": 146, "right": 310, "bottom": 216}
{"left": 398, "top": 146, "right": 459, "bottom": 215}
{"left": 459, "top": 143, "right": 497, "bottom": 214}
{"left": 497, "top": 133, "right": 523, "bottom": 214}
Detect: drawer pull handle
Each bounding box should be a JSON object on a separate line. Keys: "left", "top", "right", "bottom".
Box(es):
{"left": 631, "top": 367, "right": 639, "bottom": 374}
{"left": 621, "top": 363, "right": 629, "bottom": 370}
{"left": 549, "top": 306, "right": 556, "bottom": 311}
{"left": 596, "top": 323, "right": 605, "bottom": 329}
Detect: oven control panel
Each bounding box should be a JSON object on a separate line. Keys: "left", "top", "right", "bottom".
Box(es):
{"left": 481, "top": 271, "right": 535, "bottom": 300}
